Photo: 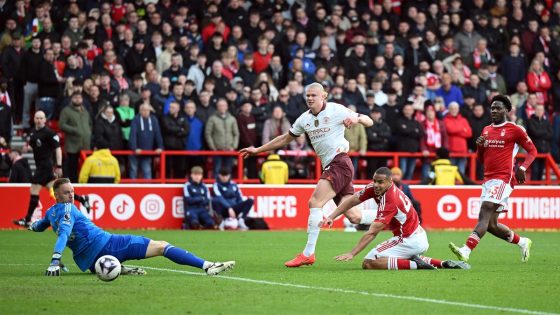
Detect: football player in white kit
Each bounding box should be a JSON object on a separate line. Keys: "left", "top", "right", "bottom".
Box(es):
{"left": 240, "top": 83, "right": 374, "bottom": 267}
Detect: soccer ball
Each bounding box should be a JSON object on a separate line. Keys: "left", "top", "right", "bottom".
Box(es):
{"left": 223, "top": 217, "right": 239, "bottom": 230}
{"left": 95, "top": 255, "right": 121, "bottom": 282}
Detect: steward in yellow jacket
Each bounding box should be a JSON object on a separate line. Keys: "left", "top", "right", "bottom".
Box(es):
{"left": 260, "top": 154, "right": 289, "bottom": 184}
{"left": 78, "top": 148, "right": 121, "bottom": 183}
{"left": 426, "top": 148, "right": 474, "bottom": 185}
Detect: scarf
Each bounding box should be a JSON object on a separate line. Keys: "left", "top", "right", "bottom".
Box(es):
{"left": 424, "top": 119, "right": 442, "bottom": 149}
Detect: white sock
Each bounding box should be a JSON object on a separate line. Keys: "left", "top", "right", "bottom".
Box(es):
{"left": 461, "top": 246, "right": 472, "bottom": 254}
{"left": 303, "top": 208, "right": 323, "bottom": 257}
{"left": 360, "top": 210, "right": 376, "bottom": 225}
{"left": 203, "top": 261, "right": 213, "bottom": 269}
{"left": 518, "top": 237, "right": 528, "bottom": 247}
{"left": 409, "top": 261, "right": 418, "bottom": 270}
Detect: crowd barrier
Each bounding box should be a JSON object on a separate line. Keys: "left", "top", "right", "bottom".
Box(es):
{"left": 79, "top": 150, "right": 560, "bottom": 185}
{"left": 1, "top": 184, "right": 559, "bottom": 230}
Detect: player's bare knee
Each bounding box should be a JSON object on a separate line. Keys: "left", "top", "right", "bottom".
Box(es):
{"left": 308, "top": 197, "right": 321, "bottom": 209}
{"left": 346, "top": 212, "right": 361, "bottom": 224}
{"left": 156, "top": 241, "right": 169, "bottom": 255}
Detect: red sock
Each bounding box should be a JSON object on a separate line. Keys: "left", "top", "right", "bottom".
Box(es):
{"left": 508, "top": 231, "right": 520, "bottom": 244}
{"left": 466, "top": 232, "right": 480, "bottom": 250}
{"left": 387, "top": 257, "right": 414, "bottom": 270}
{"left": 421, "top": 256, "right": 443, "bottom": 268}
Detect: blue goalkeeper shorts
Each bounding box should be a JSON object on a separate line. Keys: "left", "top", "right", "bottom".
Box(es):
{"left": 89, "top": 234, "right": 151, "bottom": 272}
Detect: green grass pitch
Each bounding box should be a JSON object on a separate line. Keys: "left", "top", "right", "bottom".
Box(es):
{"left": 1, "top": 230, "right": 559, "bottom": 315}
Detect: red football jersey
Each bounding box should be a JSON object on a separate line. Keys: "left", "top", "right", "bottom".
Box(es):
{"left": 358, "top": 184, "right": 419, "bottom": 237}
{"left": 478, "top": 122, "right": 537, "bottom": 184}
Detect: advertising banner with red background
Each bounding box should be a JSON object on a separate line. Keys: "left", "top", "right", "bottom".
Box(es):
{"left": 1, "top": 185, "right": 559, "bottom": 229}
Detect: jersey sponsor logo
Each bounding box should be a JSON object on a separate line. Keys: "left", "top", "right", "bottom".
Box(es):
{"left": 80, "top": 194, "right": 105, "bottom": 220}
{"left": 437, "top": 194, "right": 462, "bottom": 221}
{"left": 110, "top": 194, "right": 135, "bottom": 221}
{"left": 36, "top": 139, "right": 42, "bottom": 147}
{"left": 306, "top": 127, "right": 332, "bottom": 140}
{"left": 140, "top": 194, "right": 165, "bottom": 221}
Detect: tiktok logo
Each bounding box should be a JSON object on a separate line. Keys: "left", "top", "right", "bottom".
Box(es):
{"left": 110, "top": 194, "right": 135, "bottom": 221}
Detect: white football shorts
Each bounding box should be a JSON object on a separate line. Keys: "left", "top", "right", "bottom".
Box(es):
{"left": 480, "top": 179, "right": 513, "bottom": 212}
{"left": 364, "top": 227, "right": 429, "bottom": 259}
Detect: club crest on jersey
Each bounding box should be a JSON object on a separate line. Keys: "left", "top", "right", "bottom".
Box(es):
{"left": 501, "top": 129, "right": 506, "bottom": 137}
{"left": 323, "top": 116, "right": 330, "bottom": 124}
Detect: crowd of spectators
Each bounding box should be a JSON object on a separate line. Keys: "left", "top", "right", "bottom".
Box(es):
{"left": 1, "top": 0, "right": 560, "bottom": 181}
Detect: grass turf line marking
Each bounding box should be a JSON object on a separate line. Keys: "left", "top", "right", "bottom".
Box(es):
{"left": 128, "top": 265, "right": 558, "bottom": 315}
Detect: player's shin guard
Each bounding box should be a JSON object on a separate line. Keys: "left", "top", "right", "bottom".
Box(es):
{"left": 25, "top": 194, "right": 40, "bottom": 222}
{"left": 359, "top": 210, "right": 376, "bottom": 225}
{"left": 303, "top": 208, "right": 322, "bottom": 257}
{"left": 163, "top": 245, "right": 205, "bottom": 269}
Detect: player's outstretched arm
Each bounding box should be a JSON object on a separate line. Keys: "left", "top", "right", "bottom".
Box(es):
{"left": 321, "top": 194, "right": 362, "bottom": 228}
{"left": 239, "top": 133, "right": 296, "bottom": 158}
{"left": 28, "top": 218, "right": 50, "bottom": 232}
{"left": 343, "top": 114, "right": 373, "bottom": 129}
{"left": 335, "top": 222, "right": 385, "bottom": 261}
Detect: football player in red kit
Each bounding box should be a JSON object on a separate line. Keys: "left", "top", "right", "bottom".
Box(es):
{"left": 449, "top": 95, "right": 537, "bottom": 263}
{"left": 322, "top": 167, "right": 469, "bottom": 270}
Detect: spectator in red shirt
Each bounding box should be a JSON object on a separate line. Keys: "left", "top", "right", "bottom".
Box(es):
{"left": 526, "top": 58, "right": 552, "bottom": 108}
{"left": 201, "top": 13, "right": 230, "bottom": 44}
{"left": 443, "top": 102, "right": 472, "bottom": 174}
{"left": 253, "top": 36, "right": 272, "bottom": 74}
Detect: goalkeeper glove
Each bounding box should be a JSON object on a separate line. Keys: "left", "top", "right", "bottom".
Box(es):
{"left": 45, "top": 253, "right": 62, "bottom": 277}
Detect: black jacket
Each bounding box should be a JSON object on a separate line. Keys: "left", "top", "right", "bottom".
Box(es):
{"left": 162, "top": 114, "right": 190, "bottom": 150}
{"left": 467, "top": 113, "right": 491, "bottom": 151}
{"left": 366, "top": 120, "right": 392, "bottom": 151}
{"left": 38, "top": 61, "right": 60, "bottom": 98}
{"left": 527, "top": 115, "right": 553, "bottom": 153}
{"left": 395, "top": 116, "right": 424, "bottom": 152}
{"left": 0, "top": 46, "right": 23, "bottom": 81}
{"left": 93, "top": 116, "right": 124, "bottom": 150}
{"left": 20, "top": 50, "right": 43, "bottom": 83}
{"left": 8, "top": 158, "right": 32, "bottom": 183}
{"left": 0, "top": 103, "right": 12, "bottom": 144}
{"left": 125, "top": 48, "right": 156, "bottom": 77}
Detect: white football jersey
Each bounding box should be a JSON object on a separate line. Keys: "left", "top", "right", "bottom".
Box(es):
{"left": 289, "top": 102, "right": 358, "bottom": 167}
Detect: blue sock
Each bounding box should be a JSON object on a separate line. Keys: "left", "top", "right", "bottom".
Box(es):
{"left": 163, "top": 245, "right": 205, "bottom": 269}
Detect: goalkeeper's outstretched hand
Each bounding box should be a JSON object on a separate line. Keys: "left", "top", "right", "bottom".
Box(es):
{"left": 45, "top": 262, "right": 61, "bottom": 277}
{"left": 45, "top": 253, "right": 64, "bottom": 276}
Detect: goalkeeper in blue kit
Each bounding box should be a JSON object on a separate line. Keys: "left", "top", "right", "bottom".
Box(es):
{"left": 29, "top": 178, "right": 235, "bottom": 276}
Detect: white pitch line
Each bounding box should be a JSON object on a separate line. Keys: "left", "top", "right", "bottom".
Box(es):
{"left": 128, "top": 265, "right": 558, "bottom": 315}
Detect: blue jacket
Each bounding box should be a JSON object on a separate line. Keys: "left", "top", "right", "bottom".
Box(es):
{"left": 185, "top": 114, "right": 204, "bottom": 150}
{"left": 129, "top": 114, "right": 164, "bottom": 150}
{"left": 435, "top": 85, "right": 464, "bottom": 107}
{"left": 183, "top": 179, "right": 210, "bottom": 209}
{"left": 212, "top": 180, "right": 243, "bottom": 208}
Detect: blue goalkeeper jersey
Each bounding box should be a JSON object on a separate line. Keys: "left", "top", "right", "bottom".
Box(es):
{"left": 33, "top": 202, "right": 111, "bottom": 271}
